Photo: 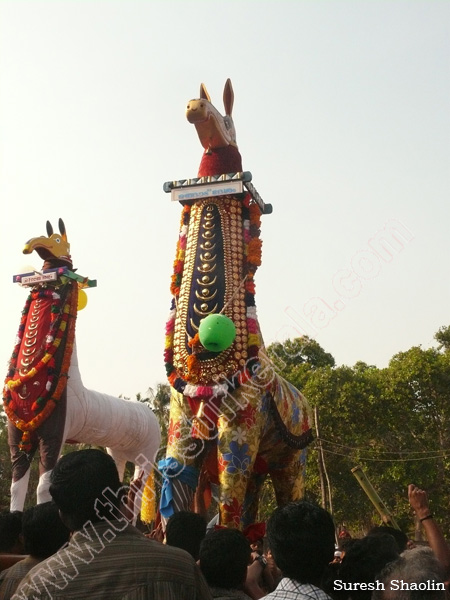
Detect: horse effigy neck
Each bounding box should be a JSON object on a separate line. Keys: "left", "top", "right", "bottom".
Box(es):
{"left": 4, "top": 278, "right": 78, "bottom": 452}
{"left": 198, "top": 146, "right": 243, "bottom": 177}
{"left": 166, "top": 157, "right": 263, "bottom": 411}
{"left": 42, "top": 258, "right": 73, "bottom": 271}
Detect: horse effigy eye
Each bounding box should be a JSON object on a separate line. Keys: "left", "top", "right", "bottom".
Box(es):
{"left": 55, "top": 238, "right": 60, "bottom": 243}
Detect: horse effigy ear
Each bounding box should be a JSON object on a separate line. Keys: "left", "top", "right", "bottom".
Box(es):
{"left": 223, "top": 79, "right": 234, "bottom": 116}
{"left": 58, "top": 218, "right": 67, "bottom": 241}
{"left": 200, "top": 83, "right": 211, "bottom": 102}
{"left": 46, "top": 221, "right": 54, "bottom": 237}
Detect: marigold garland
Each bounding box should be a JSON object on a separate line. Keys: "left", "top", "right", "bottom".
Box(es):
{"left": 170, "top": 205, "right": 190, "bottom": 297}
{"left": 3, "top": 282, "right": 78, "bottom": 452}
{"left": 188, "top": 333, "right": 200, "bottom": 348}
{"left": 164, "top": 192, "right": 264, "bottom": 401}
{"left": 186, "top": 354, "right": 198, "bottom": 371}
{"left": 247, "top": 238, "right": 262, "bottom": 266}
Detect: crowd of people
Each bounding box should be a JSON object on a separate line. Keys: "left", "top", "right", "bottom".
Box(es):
{"left": 0, "top": 449, "right": 449, "bottom": 600}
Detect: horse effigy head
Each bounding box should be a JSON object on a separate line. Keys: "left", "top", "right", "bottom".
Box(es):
{"left": 187, "top": 79, "right": 242, "bottom": 177}
{"left": 186, "top": 79, "right": 237, "bottom": 152}
{"left": 23, "top": 218, "right": 72, "bottom": 268}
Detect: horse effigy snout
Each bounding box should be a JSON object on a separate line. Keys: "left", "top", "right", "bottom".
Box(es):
{"left": 186, "top": 100, "right": 209, "bottom": 124}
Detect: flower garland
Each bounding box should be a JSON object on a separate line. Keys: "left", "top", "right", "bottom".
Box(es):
{"left": 164, "top": 204, "right": 190, "bottom": 381}
{"left": 164, "top": 194, "right": 263, "bottom": 400}
{"left": 3, "top": 282, "right": 78, "bottom": 452}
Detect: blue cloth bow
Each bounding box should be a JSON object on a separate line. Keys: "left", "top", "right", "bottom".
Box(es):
{"left": 158, "top": 457, "right": 199, "bottom": 519}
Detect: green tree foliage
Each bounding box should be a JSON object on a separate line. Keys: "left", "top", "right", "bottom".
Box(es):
{"left": 267, "top": 328, "right": 450, "bottom": 537}
{"left": 269, "top": 336, "right": 335, "bottom": 376}
{"left": 380, "top": 343, "right": 450, "bottom": 533}
{"left": 435, "top": 325, "right": 450, "bottom": 351}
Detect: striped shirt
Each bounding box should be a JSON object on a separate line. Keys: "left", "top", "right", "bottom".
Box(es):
{"left": 13, "top": 521, "right": 212, "bottom": 600}
{"left": 0, "top": 556, "right": 40, "bottom": 600}
{"left": 262, "top": 578, "right": 333, "bottom": 600}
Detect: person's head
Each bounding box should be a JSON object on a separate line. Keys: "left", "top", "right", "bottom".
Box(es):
{"left": 166, "top": 511, "right": 207, "bottom": 560}
{"left": 368, "top": 526, "right": 408, "bottom": 553}
{"left": 199, "top": 528, "right": 251, "bottom": 589}
{"left": 267, "top": 501, "right": 335, "bottom": 586}
{"left": 22, "top": 502, "right": 70, "bottom": 559}
{"left": 373, "top": 546, "right": 445, "bottom": 600}
{"left": 49, "top": 449, "right": 123, "bottom": 531}
{"left": 0, "top": 510, "right": 23, "bottom": 553}
{"left": 337, "top": 533, "right": 399, "bottom": 600}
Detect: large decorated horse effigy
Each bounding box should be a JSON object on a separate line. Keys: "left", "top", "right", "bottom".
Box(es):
{"left": 4, "top": 220, "right": 161, "bottom": 520}
{"left": 160, "top": 80, "right": 314, "bottom": 529}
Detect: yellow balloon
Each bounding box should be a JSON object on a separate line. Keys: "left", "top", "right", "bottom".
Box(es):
{"left": 77, "top": 289, "right": 88, "bottom": 311}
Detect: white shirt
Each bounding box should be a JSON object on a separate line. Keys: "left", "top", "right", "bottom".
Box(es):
{"left": 262, "top": 578, "right": 333, "bottom": 600}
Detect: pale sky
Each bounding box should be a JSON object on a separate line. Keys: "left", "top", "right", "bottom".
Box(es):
{"left": 1, "top": 0, "right": 449, "bottom": 400}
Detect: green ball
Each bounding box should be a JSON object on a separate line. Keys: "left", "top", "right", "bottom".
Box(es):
{"left": 199, "top": 314, "right": 236, "bottom": 353}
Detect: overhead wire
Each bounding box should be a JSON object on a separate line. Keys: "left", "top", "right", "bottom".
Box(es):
{"left": 317, "top": 446, "right": 450, "bottom": 462}
{"left": 316, "top": 437, "right": 447, "bottom": 455}
{"left": 313, "top": 438, "right": 450, "bottom": 462}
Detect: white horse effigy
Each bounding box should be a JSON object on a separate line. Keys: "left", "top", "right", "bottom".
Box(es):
{"left": 4, "top": 219, "right": 161, "bottom": 518}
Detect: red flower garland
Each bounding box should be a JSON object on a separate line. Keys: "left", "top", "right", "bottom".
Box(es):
{"left": 3, "top": 282, "right": 78, "bottom": 451}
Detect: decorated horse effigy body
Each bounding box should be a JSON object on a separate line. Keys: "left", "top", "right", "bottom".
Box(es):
{"left": 3, "top": 220, "right": 161, "bottom": 520}
{"left": 160, "top": 80, "right": 314, "bottom": 529}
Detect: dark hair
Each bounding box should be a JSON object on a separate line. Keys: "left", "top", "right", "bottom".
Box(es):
{"left": 338, "top": 534, "right": 399, "bottom": 600}
{"left": 166, "top": 511, "right": 207, "bottom": 560}
{"left": 266, "top": 501, "right": 335, "bottom": 585}
{"left": 0, "top": 510, "right": 23, "bottom": 552}
{"left": 199, "top": 528, "right": 251, "bottom": 589}
{"left": 339, "top": 538, "right": 357, "bottom": 553}
{"left": 22, "top": 502, "right": 70, "bottom": 558}
{"left": 368, "top": 526, "right": 408, "bottom": 553}
{"left": 49, "top": 449, "right": 122, "bottom": 531}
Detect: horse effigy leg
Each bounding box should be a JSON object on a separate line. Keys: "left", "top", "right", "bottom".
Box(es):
{"left": 35, "top": 389, "right": 68, "bottom": 504}
{"left": 241, "top": 471, "right": 266, "bottom": 530}
{"left": 216, "top": 385, "right": 263, "bottom": 528}
{"left": 8, "top": 422, "right": 35, "bottom": 511}
{"left": 107, "top": 450, "right": 127, "bottom": 480}
{"left": 216, "top": 420, "right": 259, "bottom": 528}
{"left": 10, "top": 470, "right": 32, "bottom": 512}
{"left": 270, "top": 447, "right": 309, "bottom": 506}
{"left": 159, "top": 389, "right": 202, "bottom": 525}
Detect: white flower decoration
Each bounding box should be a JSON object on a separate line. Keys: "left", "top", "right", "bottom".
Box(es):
{"left": 220, "top": 490, "right": 234, "bottom": 506}
{"left": 247, "top": 306, "right": 258, "bottom": 319}
{"left": 231, "top": 426, "right": 247, "bottom": 445}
